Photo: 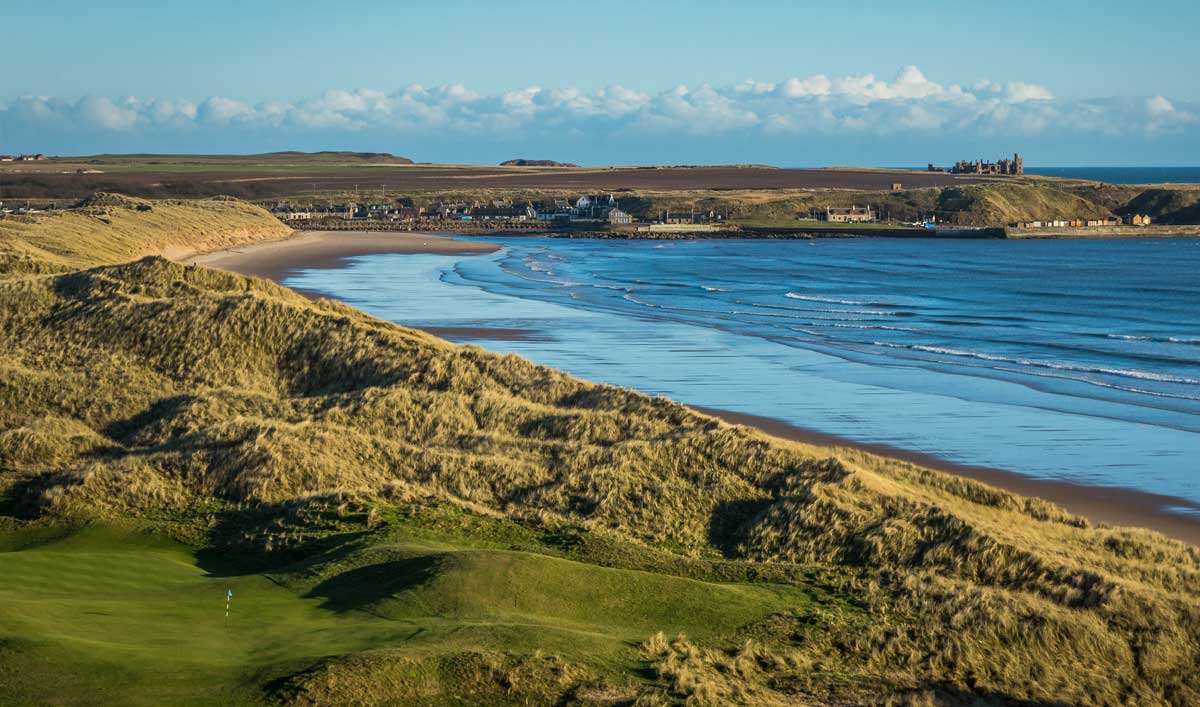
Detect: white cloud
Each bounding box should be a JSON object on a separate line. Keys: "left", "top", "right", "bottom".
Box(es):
{"left": 1004, "top": 82, "right": 1054, "bottom": 103}
{"left": 74, "top": 95, "right": 139, "bottom": 130}
{"left": 3, "top": 66, "right": 1195, "bottom": 155}
{"left": 898, "top": 105, "right": 942, "bottom": 130}
{"left": 1147, "top": 95, "right": 1174, "bottom": 115}
{"left": 779, "top": 75, "right": 830, "bottom": 98}
{"left": 197, "top": 96, "right": 253, "bottom": 124}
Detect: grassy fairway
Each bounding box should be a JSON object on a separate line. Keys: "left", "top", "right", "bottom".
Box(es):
{"left": 0, "top": 525, "right": 413, "bottom": 705}
{"left": 0, "top": 520, "right": 818, "bottom": 705}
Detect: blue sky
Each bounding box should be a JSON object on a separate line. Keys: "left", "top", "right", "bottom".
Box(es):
{"left": 3, "top": 0, "right": 1198, "bottom": 165}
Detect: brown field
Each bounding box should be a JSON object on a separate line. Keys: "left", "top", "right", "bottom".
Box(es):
{"left": 1, "top": 162, "right": 989, "bottom": 201}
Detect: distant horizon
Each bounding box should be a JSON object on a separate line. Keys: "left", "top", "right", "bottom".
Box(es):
{"left": 8, "top": 152, "right": 1200, "bottom": 171}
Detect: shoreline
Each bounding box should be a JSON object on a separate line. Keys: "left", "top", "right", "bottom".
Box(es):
{"left": 696, "top": 407, "right": 1200, "bottom": 546}
{"left": 189, "top": 230, "right": 1200, "bottom": 546}
{"left": 190, "top": 229, "right": 500, "bottom": 284}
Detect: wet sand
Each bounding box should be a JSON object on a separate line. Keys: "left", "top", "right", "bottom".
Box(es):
{"left": 191, "top": 230, "right": 500, "bottom": 283}
{"left": 194, "top": 230, "right": 1200, "bottom": 546}
{"left": 421, "top": 326, "right": 550, "bottom": 342}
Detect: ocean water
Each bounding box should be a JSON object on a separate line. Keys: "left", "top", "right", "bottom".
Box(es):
{"left": 286, "top": 237, "right": 1200, "bottom": 505}
{"left": 900, "top": 166, "right": 1200, "bottom": 184}
{"left": 1023, "top": 167, "right": 1200, "bottom": 184}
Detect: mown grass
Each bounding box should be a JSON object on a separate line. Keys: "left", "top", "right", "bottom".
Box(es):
{"left": 0, "top": 196, "right": 1198, "bottom": 705}
{"left": 0, "top": 518, "right": 818, "bottom": 706}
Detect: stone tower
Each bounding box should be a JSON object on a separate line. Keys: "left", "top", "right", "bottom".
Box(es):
{"left": 1013, "top": 153, "right": 1024, "bottom": 175}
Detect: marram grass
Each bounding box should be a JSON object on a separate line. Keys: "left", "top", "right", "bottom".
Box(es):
{"left": 0, "top": 197, "right": 1198, "bottom": 705}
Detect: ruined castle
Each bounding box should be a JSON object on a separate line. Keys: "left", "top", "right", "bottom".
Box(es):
{"left": 929, "top": 153, "right": 1024, "bottom": 176}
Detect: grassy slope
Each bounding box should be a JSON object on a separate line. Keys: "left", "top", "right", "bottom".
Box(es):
{"left": 933, "top": 183, "right": 1112, "bottom": 225}
{"left": 1, "top": 198, "right": 1199, "bottom": 705}
{"left": 1119, "top": 188, "right": 1200, "bottom": 224}
{"left": 0, "top": 194, "right": 291, "bottom": 273}
{"left": 621, "top": 183, "right": 1118, "bottom": 227}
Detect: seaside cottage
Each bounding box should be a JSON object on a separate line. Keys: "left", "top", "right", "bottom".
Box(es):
{"left": 663, "top": 210, "right": 698, "bottom": 225}
{"left": 535, "top": 199, "right": 573, "bottom": 222}
{"left": 821, "top": 205, "right": 876, "bottom": 223}
{"left": 608, "top": 207, "right": 634, "bottom": 225}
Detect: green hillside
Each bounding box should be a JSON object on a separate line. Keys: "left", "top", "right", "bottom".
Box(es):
{"left": 1, "top": 197, "right": 1199, "bottom": 705}
{"left": 933, "top": 183, "right": 1112, "bottom": 225}
{"left": 1118, "top": 187, "right": 1200, "bottom": 224}
{"left": 619, "top": 182, "right": 1119, "bottom": 227}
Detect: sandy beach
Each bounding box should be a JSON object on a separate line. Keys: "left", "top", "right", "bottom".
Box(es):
{"left": 191, "top": 229, "right": 500, "bottom": 283}
{"left": 191, "top": 230, "right": 1200, "bottom": 546}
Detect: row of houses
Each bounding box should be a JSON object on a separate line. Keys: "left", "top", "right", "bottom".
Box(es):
{"left": 1010, "top": 214, "right": 1153, "bottom": 228}
{"left": 0, "top": 202, "right": 59, "bottom": 215}
{"left": 533, "top": 194, "right": 634, "bottom": 224}
{"left": 0, "top": 154, "right": 47, "bottom": 162}
{"left": 271, "top": 201, "right": 528, "bottom": 223}
{"left": 272, "top": 194, "right": 639, "bottom": 225}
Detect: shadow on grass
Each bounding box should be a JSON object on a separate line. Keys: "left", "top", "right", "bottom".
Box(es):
{"left": 301, "top": 555, "right": 444, "bottom": 613}
{"left": 194, "top": 500, "right": 375, "bottom": 579}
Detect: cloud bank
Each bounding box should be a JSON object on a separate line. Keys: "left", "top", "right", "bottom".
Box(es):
{"left": 3, "top": 66, "right": 1196, "bottom": 165}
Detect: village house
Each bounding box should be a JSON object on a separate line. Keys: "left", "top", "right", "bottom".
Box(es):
{"left": 270, "top": 205, "right": 314, "bottom": 221}
{"left": 379, "top": 205, "right": 420, "bottom": 221}
{"left": 608, "top": 207, "right": 634, "bottom": 225}
{"left": 1125, "top": 214, "right": 1152, "bottom": 226}
{"left": 573, "top": 194, "right": 617, "bottom": 219}
{"left": 662, "top": 210, "right": 699, "bottom": 225}
{"left": 535, "top": 199, "right": 573, "bottom": 222}
{"left": 820, "top": 205, "right": 876, "bottom": 223}
{"left": 470, "top": 200, "right": 536, "bottom": 221}
{"left": 1011, "top": 216, "right": 1124, "bottom": 229}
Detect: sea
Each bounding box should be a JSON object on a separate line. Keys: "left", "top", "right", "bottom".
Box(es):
{"left": 286, "top": 237, "right": 1200, "bottom": 508}
{"left": 1022, "top": 167, "right": 1200, "bottom": 184}
{"left": 908, "top": 166, "right": 1200, "bottom": 184}
{"left": 897, "top": 166, "right": 1200, "bottom": 184}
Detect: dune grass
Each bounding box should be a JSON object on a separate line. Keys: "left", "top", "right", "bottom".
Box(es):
{"left": 0, "top": 193, "right": 290, "bottom": 274}
{"left": 1, "top": 196, "right": 1199, "bottom": 705}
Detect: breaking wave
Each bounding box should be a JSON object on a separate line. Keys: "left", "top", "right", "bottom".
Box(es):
{"left": 873, "top": 342, "right": 1200, "bottom": 386}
